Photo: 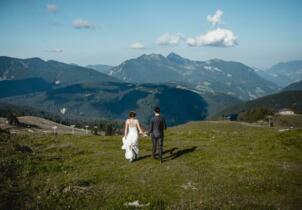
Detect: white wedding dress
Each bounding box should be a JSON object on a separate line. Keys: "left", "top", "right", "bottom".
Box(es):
{"left": 122, "top": 119, "right": 139, "bottom": 161}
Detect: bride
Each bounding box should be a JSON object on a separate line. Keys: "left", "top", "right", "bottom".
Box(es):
{"left": 122, "top": 111, "right": 145, "bottom": 162}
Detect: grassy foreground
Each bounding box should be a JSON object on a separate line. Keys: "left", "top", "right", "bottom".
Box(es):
{"left": 1, "top": 121, "right": 302, "bottom": 209}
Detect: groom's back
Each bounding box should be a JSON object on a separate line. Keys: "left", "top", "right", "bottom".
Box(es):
{"left": 151, "top": 115, "right": 167, "bottom": 138}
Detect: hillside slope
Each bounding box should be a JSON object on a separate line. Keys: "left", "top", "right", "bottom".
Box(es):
{"left": 0, "top": 82, "right": 208, "bottom": 126}
{"left": 1, "top": 121, "right": 301, "bottom": 209}
{"left": 217, "top": 90, "right": 302, "bottom": 117}
{"left": 0, "top": 116, "right": 85, "bottom": 135}
{"left": 0, "top": 78, "right": 53, "bottom": 98}
{"left": 0, "top": 78, "right": 240, "bottom": 125}
{"left": 283, "top": 80, "right": 302, "bottom": 91}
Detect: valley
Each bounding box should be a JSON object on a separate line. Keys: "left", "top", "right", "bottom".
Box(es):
{"left": 2, "top": 54, "right": 299, "bottom": 126}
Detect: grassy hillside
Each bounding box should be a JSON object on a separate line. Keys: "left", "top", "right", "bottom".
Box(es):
{"left": 273, "top": 114, "right": 302, "bottom": 128}
{"left": 0, "top": 104, "right": 123, "bottom": 134}
{"left": 217, "top": 90, "right": 302, "bottom": 119}
{"left": 283, "top": 80, "right": 302, "bottom": 91}
{"left": 1, "top": 121, "right": 301, "bottom": 209}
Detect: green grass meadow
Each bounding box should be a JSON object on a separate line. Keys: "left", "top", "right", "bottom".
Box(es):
{"left": 1, "top": 121, "right": 302, "bottom": 209}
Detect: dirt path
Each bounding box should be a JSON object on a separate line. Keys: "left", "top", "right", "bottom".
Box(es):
{"left": 0, "top": 116, "right": 89, "bottom": 135}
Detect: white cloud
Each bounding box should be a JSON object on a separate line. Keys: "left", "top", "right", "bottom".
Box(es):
{"left": 186, "top": 28, "right": 237, "bottom": 47}
{"left": 44, "top": 48, "right": 63, "bottom": 53}
{"left": 47, "top": 4, "right": 58, "bottom": 13}
{"left": 186, "top": 37, "right": 197, "bottom": 46}
{"left": 151, "top": 9, "right": 237, "bottom": 48}
{"left": 130, "top": 42, "right": 145, "bottom": 49}
{"left": 72, "top": 18, "right": 95, "bottom": 29}
{"left": 156, "top": 33, "right": 184, "bottom": 46}
{"left": 207, "top": 9, "right": 223, "bottom": 26}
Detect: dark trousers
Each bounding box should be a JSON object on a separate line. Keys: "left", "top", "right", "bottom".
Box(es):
{"left": 152, "top": 137, "right": 163, "bottom": 160}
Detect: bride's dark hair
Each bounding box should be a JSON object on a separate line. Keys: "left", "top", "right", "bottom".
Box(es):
{"left": 128, "top": 111, "right": 136, "bottom": 118}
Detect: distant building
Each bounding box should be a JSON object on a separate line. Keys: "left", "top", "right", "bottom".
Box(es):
{"left": 223, "top": 113, "right": 238, "bottom": 121}
{"left": 278, "top": 108, "right": 295, "bottom": 115}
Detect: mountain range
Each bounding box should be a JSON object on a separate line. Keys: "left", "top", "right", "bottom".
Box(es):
{"left": 107, "top": 52, "right": 278, "bottom": 100}
{"left": 256, "top": 60, "right": 302, "bottom": 87}
{"left": 0, "top": 56, "right": 118, "bottom": 85}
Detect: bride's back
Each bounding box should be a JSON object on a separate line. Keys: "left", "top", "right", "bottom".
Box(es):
{"left": 127, "top": 118, "right": 138, "bottom": 128}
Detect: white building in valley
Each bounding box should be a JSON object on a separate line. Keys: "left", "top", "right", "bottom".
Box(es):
{"left": 278, "top": 108, "right": 295, "bottom": 115}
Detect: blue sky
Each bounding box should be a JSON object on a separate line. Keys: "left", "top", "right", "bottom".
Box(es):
{"left": 0, "top": 0, "right": 301, "bottom": 68}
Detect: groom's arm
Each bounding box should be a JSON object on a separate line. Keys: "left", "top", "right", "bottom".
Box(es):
{"left": 148, "top": 118, "right": 153, "bottom": 135}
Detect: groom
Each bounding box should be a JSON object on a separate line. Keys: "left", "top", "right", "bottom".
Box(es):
{"left": 148, "top": 107, "right": 167, "bottom": 163}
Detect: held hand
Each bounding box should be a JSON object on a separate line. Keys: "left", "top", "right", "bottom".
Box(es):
{"left": 140, "top": 132, "right": 147, "bottom": 137}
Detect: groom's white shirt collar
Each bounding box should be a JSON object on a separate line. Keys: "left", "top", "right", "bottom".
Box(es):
{"left": 155, "top": 113, "right": 160, "bottom": 116}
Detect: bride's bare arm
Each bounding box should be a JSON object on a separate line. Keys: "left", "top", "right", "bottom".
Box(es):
{"left": 124, "top": 120, "right": 128, "bottom": 137}
{"left": 136, "top": 120, "right": 144, "bottom": 134}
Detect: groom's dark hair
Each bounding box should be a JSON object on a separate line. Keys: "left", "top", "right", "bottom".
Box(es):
{"left": 154, "top": 107, "right": 160, "bottom": 114}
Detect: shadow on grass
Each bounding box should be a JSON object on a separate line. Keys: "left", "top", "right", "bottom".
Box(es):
{"left": 163, "top": 147, "right": 178, "bottom": 155}
{"left": 136, "top": 154, "right": 151, "bottom": 161}
{"left": 135, "top": 146, "right": 197, "bottom": 162}
{"left": 163, "top": 146, "right": 197, "bottom": 161}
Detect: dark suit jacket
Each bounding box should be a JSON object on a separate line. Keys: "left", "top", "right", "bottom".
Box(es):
{"left": 148, "top": 115, "right": 167, "bottom": 138}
